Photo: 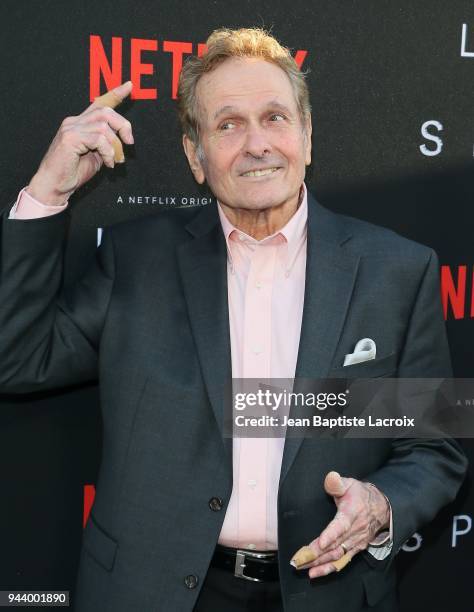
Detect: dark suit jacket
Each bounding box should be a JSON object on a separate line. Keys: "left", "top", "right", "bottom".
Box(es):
{"left": 0, "top": 193, "right": 467, "bottom": 611}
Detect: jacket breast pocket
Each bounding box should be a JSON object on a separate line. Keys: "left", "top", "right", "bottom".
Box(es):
{"left": 329, "top": 352, "right": 398, "bottom": 379}
{"left": 82, "top": 513, "right": 118, "bottom": 572}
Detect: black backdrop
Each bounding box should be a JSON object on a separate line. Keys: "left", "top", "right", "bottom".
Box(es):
{"left": 1, "top": 1, "right": 473, "bottom": 610}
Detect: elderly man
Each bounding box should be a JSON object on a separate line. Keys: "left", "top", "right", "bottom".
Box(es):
{"left": 0, "top": 28, "right": 467, "bottom": 612}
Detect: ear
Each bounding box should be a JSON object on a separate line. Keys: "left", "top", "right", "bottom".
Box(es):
{"left": 304, "top": 115, "right": 312, "bottom": 166}
{"left": 182, "top": 134, "right": 205, "bottom": 184}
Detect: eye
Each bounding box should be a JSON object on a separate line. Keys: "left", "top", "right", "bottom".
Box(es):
{"left": 269, "top": 113, "right": 286, "bottom": 122}
{"left": 219, "top": 121, "right": 236, "bottom": 130}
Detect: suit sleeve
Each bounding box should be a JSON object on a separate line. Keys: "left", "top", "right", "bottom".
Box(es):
{"left": 365, "top": 249, "right": 468, "bottom": 564}
{"left": 0, "top": 207, "right": 115, "bottom": 393}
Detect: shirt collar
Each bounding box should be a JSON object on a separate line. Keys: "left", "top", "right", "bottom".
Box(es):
{"left": 217, "top": 183, "right": 308, "bottom": 273}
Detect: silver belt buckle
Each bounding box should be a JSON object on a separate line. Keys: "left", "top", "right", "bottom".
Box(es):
{"left": 234, "top": 549, "right": 271, "bottom": 582}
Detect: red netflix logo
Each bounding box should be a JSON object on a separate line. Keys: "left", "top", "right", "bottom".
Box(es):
{"left": 441, "top": 265, "right": 474, "bottom": 320}
{"left": 83, "top": 484, "right": 95, "bottom": 527}
{"left": 89, "top": 35, "right": 308, "bottom": 101}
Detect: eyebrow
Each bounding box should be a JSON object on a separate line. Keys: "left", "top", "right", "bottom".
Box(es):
{"left": 213, "top": 105, "right": 237, "bottom": 121}
{"left": 212, "top": 100, "right": 293, "bottom": 121}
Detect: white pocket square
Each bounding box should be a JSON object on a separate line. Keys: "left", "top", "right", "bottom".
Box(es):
{"left": 343, "top": 338, "right": 376, "bottom": 366}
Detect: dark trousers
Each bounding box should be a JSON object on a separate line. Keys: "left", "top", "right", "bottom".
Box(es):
{"left": 193, "top": 565, "right": 284, "bottom": 612}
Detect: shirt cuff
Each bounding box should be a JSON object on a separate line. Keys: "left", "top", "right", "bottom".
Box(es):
{"left": 367, "top": 538, "right": 393, "bottom": 560}
{"left": 9, "top": 187, "right": 69, "bottom": 219}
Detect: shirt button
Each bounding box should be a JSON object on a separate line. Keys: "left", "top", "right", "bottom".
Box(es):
{"left": 255, "top": 280, "right": 263, "bottom": 289}
{"left": 184, "top": 574, "right": 199, "bottom": 589}
{"left": 247, "top": 544, "right": 257, "bottom": 550}
{"left": 252, "top": 347, "right": 262, "bottom": 355}
{"left": 239, "top": 234, "right": 246, "bottom": 241}
{"left": 208, "top": 497, "right": 223, "bottom": 511}
{"left": 248, "top": 479, "right": 257, "bottom": 489}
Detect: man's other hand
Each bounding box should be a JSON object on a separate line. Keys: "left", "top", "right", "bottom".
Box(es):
{"left": 303, "top": 471, "right": 390, "bottom": 578}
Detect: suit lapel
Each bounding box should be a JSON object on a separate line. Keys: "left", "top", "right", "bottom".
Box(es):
{"left": 177, "top": 204, "right": 233, "bottom": 463}
{"left": 280, "top": 195, "right": 360, "bottom": 484}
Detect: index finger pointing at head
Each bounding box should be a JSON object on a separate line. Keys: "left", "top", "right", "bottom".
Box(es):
{"left": 92, "top": 81, "right": 133, "bottom": 110}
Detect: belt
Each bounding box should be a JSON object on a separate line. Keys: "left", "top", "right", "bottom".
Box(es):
{"left": 211, "top": 545, "right": 279, "bottom": 582}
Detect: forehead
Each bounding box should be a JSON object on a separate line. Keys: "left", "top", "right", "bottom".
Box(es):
{"left": 196, "top": 57, "right": 298, "bottom": 119}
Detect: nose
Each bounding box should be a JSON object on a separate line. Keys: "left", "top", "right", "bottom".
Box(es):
{"left": 243, "top": 122, "right": 271, "bottom": 158}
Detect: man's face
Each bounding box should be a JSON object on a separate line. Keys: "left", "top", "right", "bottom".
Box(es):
{"left": 183, "top": 57, "right": 312, "bottom": 212}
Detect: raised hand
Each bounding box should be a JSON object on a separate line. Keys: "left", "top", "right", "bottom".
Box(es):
{"left": 27, "top": 81, "right": 134, "bottom": 206}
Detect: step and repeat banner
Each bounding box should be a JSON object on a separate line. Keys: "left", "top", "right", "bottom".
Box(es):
{"left": 1, "top": 1, "right": 473, "bottom": 610}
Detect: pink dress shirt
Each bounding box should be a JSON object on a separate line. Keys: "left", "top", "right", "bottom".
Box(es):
{"left": 10, "top": 184, "right": 392, "bottom": 558}
{"left": 216, "top": 188, "right": 308, "bottom": 550}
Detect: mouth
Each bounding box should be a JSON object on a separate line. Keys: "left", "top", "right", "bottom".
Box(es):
{"left": 240, "top": 167, "right": 281, "bottom": 178}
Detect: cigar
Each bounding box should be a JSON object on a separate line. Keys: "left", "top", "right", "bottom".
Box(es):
{"left": 290, "top": 545, "right": 318, "bottom": 569}
{"left": 332, "top": 551, "right": 351, "bottom": 572}
{"left": 94, "top": 90, "right": 123, "bottom": 108}
{"left": 94, "top": 90, "right": 125, "bottom": 163}
{"left": 290, "top": 546, "right": 352, "bottom": 572}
